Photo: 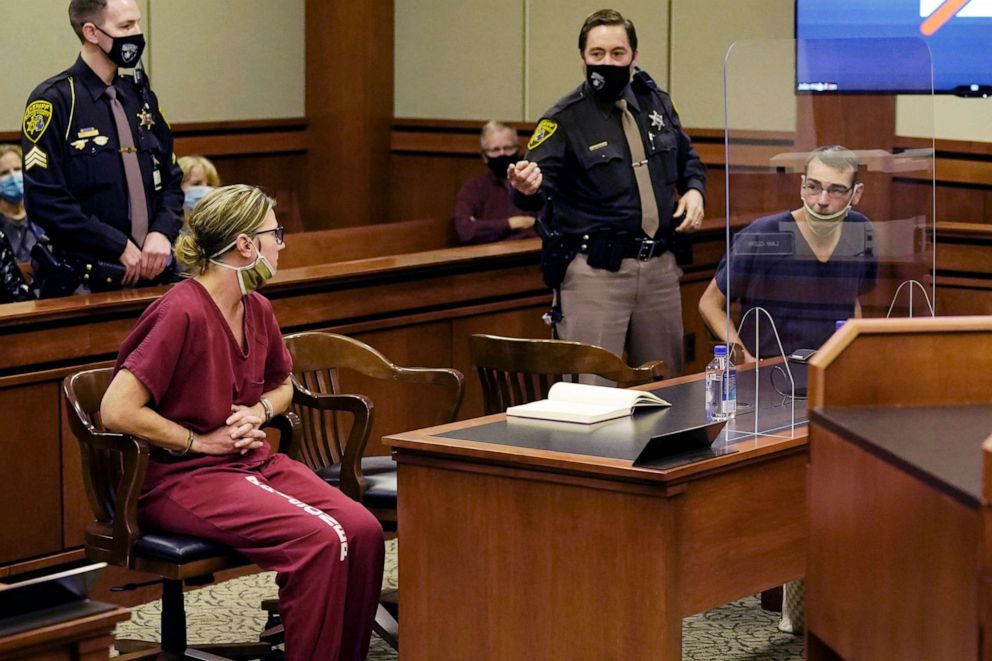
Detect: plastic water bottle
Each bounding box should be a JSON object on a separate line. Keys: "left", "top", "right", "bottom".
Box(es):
{"left": 705, "top": 345, "right": 736, "bottom": 421}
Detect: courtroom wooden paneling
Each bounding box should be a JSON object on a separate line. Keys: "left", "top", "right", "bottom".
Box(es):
{"left": 0, "top": 382, "right": 61, "bottom": 564}
{"left": 809, "top": 316, "right": 992, "bottom": 410}
{"left": 305, "top": 0, "right": 394, "bottom": 228}
{"left": 278, "top": 217, "right": 456, "bottom": 269}
{"left": 389, "top": 153, "right": 485, "bottom": 222}
{"left": 806, "top": 425, "right": 979, "bottom": 661}
{"left": 398, "top": 460, "right": 682, "bottom": 660}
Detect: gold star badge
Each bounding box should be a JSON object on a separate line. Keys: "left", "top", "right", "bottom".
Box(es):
{"left": 137, "top": 105, "right": 155, "bottom": 130}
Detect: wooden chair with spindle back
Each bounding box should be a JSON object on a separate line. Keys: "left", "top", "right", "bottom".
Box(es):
{"left": 469, "top": 334, "right": 666, "bottom": 414}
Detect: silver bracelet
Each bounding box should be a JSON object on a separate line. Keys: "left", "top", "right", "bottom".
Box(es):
{"left": 259, "top": 397, "right": 274, "bottom": 424}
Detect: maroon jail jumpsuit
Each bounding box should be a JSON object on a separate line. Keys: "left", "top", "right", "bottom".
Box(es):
{"left": 114, "top": 279, "right": 385, "bottom": 661}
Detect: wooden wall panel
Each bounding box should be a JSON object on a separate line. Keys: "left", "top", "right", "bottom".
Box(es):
{"left": 305, "top": 0, "right": 394, "bottom": 229}
{"left": 389, "top": 153, "right": 484, "bottom": 223}
{"left": 0, "top": 383, "right": 61, "bottom": 564}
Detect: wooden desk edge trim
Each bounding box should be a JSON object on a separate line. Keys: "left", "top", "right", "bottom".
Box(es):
{"left": 0, "top": 605, "right": 129, "bottom": 652}
{"left": 810, "top": 410, "right": 980, "bottom": 509}
{"left": 385, "top": 422, "right": 808, "bottom": 485}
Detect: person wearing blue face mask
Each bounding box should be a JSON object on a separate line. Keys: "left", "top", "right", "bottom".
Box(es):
{"left": 179, "top": 155, "right": 221, "bottom": 213}
{"left": 0, "top": 145, "right": 44, "bottom": 264}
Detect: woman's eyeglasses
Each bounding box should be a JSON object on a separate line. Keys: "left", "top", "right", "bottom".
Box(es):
{"left": 254, "top": 226, "right": 285, "bottom": 245}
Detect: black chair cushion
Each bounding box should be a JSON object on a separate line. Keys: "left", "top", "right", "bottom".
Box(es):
{"left": 361, "top": 473, "right": 396, "bottom": 510}
{"left": 134, "top": 532, "right": 235, "bottom": 564}
{"left": 318, "top": 455, "right": 396, "bottom": 481}
{"left": 316, "top": 457, "right": 396, "bottom": 511}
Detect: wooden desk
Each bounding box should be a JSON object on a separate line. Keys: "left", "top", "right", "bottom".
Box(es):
{"left": 804, "top": 316, "right": 992, "bottom": 661}
{"left": 385, "top": 372, "right": 808, "bottom": 660}
{"left": 0, "top": 602, "right": 128, "bottom": 661}
{"left": 807, "top": 405, "right": 989, "bottom": 661}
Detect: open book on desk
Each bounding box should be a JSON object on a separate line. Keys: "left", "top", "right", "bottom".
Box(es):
{"left": 506, "top": 382, "right": 670, "bottom": 424}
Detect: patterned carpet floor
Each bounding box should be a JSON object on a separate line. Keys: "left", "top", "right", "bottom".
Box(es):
{"left": 113, "top": 539, "right": 803, "bottom": 660}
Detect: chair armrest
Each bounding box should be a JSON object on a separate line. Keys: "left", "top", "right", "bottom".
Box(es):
{"left": 392, "top": 367, "right": 465, "bottom": 424}
{"left": 292, "top": 381, "right": 374, "bottom": 502}
{"left": 636, "top": 359, "right": 667, "bottom": 382}
{"left": 75, "top": 429, "right": 150, "bottom": 569}
{"left": 263, "top": 410, "right": 302, "bottom": 457}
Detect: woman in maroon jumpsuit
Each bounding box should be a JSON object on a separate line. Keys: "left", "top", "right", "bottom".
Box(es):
{"left": 101, "top": 184, "right": 385, "bottom": 661}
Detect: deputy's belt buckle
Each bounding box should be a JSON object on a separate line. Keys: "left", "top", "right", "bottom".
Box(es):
{"left": 637, "top": 239, "right": 656, "bottom": 261}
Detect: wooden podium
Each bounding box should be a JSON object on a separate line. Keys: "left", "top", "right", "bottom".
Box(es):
{"left": 806, "top": 316, "right": 992, "bottom": 660}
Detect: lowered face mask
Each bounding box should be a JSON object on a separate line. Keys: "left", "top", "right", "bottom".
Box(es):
{"left": 0, "top": 172, "right": 24, "bottom": 203}
{"left": 585, "top": 63, "right": 632, "bottom": 100}
{"left": 802, "top": 198, "right": 852, "bottom": 236}
{"left": 209, "top": 238, "right": 276, "bottom": 296}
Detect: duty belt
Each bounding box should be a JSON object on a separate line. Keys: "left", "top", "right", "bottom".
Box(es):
{"left": 569, "top": 232, "right": 668, "bottom": 261}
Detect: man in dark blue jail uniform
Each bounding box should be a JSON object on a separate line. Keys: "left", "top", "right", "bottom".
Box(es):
{"left": 509, "top": 8, "right": 706, "bottom": 376}
{"left": 22, "top": 0, "right": 182, "bottom": 296}
{"left": 698, "top": 146, "right": 878, "bottom": 361}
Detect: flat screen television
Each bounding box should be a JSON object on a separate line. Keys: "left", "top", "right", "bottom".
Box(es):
{"left": 795, "top": 0, "right": 992, "bottom": 96}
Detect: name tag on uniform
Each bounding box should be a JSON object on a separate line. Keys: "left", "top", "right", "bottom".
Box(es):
{"left": 733, "top": 232, "right": 795, "bottom": 256}
{"left": 588, "top": 141, "right": 608, "bottom": 152}
{"left": 153, "top": 169, "right": 162, "bottom": 191}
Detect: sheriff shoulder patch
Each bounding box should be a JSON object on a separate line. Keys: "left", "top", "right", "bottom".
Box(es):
{"left": 23, "top": 100, "right": 54, "bottom": 144}
{"left": 527, "top": 119, "right": 558, "bottom": 150}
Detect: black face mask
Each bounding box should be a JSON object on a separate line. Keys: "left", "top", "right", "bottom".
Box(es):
{"left": 485, "top": 153, "right": 519, "bottom": 179}
{"left": 94, "top": 24, "right": 145, "bottom": 68}
{"left": 585, "top": 63, "right": 631, "bottom": 100}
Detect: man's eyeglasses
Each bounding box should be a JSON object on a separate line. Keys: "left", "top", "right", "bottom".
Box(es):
{"left": 482, "top": 145, "right": 519, "bottom": 157}
{"left": 254, "top": 225, "right": 285, "bottom": 245}
{"left": 802, "top": 181, "right": 854, "bottom": 200}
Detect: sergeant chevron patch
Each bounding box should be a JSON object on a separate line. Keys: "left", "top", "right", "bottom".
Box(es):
{"left": 24, "top": 146, "right": 48, "bottom": 170}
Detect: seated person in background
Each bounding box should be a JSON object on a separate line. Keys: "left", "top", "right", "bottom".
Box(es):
{"left": 100, "top": 185, "right": 385, "bottom": 661}
{"left": 453, "top": 121, "right": 539, "bottom": 244}
{"left": 0, "top": 144, "right": 44, "bottom": 263}
{"left": 698, "top": 146, "right": 878, "bottom": 361}
{"left": 178, "top": 154, "right": 221, "bottom": 213}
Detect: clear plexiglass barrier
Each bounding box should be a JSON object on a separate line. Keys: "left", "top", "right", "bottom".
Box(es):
{"left": 715, "top": 37, "right": 934, "bottom": 443}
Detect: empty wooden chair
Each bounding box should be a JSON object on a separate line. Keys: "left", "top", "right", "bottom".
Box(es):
{"left": 470, "top": 334, "right": 666, "bottom": 414}
{"left": 283, "top": 331, "right": 464, "bottom": 651}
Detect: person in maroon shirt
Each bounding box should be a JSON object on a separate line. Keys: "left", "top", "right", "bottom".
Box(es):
{"left": 452, "top": 120, "right": 540, "bottom": 244}
{"left": 100, "top": 185, "right": 384, "bottom": 661}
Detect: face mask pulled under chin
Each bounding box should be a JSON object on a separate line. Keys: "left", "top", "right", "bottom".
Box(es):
{"left": 802, "top": 198, "right": 852, "bottom": 236}
{"left": 209, "top": 239, "right": 276, "bottom": 296}
{"left": 585, "top": 63, "right": 631, "bottom": 99}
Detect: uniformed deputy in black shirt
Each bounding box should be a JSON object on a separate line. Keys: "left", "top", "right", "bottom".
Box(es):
{"left": 22, "top": 0, "right": 182, "bottom": 295}
{"left": 510, "top": 8, "right": 706, "bottom": 377}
